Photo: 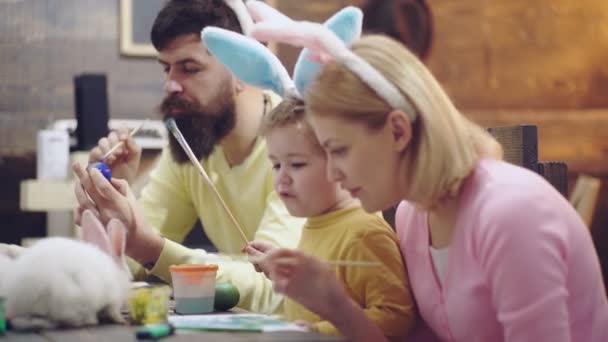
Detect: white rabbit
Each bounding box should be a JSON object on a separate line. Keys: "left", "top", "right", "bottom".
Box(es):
{"left": 0, "top": 243, "right": 25, "bottom": 259}
{"left": 1, "top": 210, "right": 131, "bottom": 329}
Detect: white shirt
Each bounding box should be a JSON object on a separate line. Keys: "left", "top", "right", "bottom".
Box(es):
{"left": 429, "top": 246, "right": 450, "bottom": 286}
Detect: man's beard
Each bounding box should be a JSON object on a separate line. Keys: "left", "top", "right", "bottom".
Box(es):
{"left": 159, "top": 87, "right": 236, "bottom": 164}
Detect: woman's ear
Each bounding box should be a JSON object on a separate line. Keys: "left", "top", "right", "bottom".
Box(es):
{"left": 387, "top": 110, "right": 412, "bottom": 152}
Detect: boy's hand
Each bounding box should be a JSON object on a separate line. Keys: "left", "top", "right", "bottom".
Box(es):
{"left": 242, "top": 240, "right": 277, "bottom": 275}
{"left": 263, "top": 248, "right": 349, "bottom": 319}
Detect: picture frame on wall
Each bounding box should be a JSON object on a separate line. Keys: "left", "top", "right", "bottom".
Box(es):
{"left": 119, "top": 0, "right": 163, "bottom": 57}
{"left": 119, "top": 0, "right": 276, "bottom": 58}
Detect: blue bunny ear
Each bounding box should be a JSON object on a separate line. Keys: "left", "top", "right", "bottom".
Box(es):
{"left": 293, "top": 6, "right": 363, "bottom": 97}
{"left": 201, "top": 27, "right": 293, "bottom": 97}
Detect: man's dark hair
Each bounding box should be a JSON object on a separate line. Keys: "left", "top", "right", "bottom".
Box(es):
{"left": 151, "top": 0, "right": 242, "bottom": 51}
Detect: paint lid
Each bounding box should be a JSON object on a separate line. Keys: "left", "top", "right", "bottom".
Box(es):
{"left": 169, "top": 264, "right": 218, "bottom": 273}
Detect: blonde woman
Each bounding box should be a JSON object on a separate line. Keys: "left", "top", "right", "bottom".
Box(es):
{"left": 248, "top": 7, "right": 608, "bottom": 341}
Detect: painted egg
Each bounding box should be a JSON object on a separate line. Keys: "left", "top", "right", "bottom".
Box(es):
{"left": 90, "top": 162, "right": 112, "bottom": 181}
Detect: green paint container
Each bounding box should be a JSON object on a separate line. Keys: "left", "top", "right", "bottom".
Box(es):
{"left": 0, "top": 297, "right": 6, "bottom": 335}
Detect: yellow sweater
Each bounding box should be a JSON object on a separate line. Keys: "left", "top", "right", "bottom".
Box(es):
{"left": 132, "top": 94, "right": 304, "bottom": 314}
{"left": 284, "top": 206, "right": 415, "bottom": 339}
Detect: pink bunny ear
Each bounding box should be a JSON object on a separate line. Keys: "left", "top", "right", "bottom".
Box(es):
{"left": 251, "top": 19, "right": 417, "bottom": 121}
{"left": 106, "top": 219, "right": 127, "bottom": 261}
{"left": 223, "top": 0, "right": 254, "bottom": 34}
{"left": 80, "top": 210, "right": 113, "bottom": 256}
{"left": 251, "top": 21, "right": 344, "bottom": 57}
{"left": 246, "top": 0, "right": 291, "bottom": 24}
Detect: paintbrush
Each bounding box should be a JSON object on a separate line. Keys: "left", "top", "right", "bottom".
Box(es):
{"left": 100, "top": 119, "right": 149, "bottom": 161}
{"left": 165, "top": 118, "right": 249, "bottom": 244}
{"left": 207, "top": 253, "right": 381, "bottom": 267}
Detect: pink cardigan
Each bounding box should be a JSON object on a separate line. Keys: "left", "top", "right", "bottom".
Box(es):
{"left": 397, "top": 159, "right": 608, "bottom": 341}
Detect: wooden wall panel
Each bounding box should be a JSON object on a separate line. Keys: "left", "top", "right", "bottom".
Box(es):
{"left": 277, "top": 0, "right": 608, "bottom": 109}
{"left": 426, "top": 0, "right": 608, "bottom": 109}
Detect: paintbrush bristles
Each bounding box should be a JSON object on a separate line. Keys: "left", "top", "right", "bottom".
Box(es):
{"left": 164, "top": 118, "right": 250, "bottom": 245}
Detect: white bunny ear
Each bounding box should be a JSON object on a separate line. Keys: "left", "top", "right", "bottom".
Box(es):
{"left": 246, "top": 0, "right": 291, "bottom": 23}
{"left": 223, "top": 0, "right": 254, "bottom": 35}
{"left": 202, "top": 26, "right": 294, "bottom": 97}
{"left": 106, "top": 219, "right": 126, "bottom": 261}
{"left": 80, "top": 210, "right": 113, "bottom": 256}
{"left": 293, "top": 6, "right": 363, "bottom": 97}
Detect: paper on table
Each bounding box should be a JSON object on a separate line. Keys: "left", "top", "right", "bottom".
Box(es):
{"left": 168, "top": 313, "right": 309, "bottom": 333}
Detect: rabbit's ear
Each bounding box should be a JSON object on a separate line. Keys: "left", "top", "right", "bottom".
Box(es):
{"left": 293, "top": 6, "right": 363, "bottom": 97}
{"left": 106, "top": 219, "right": 126, "bottom": 261}
{"left": 81, "top": 210, "right": 113, "bottom": 256}
{"left": 246, "top": 0, "right": 291, "bottom": 24}
{"left": 202, "top": 26, "right": 293, "bottom": 97}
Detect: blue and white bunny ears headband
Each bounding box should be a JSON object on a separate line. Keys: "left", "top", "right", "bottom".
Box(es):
{"left": 201, "top": 1, "right": 362, "bottom": 99}
{"left": 206, "top": 1, "right": 418, "bottom": 122}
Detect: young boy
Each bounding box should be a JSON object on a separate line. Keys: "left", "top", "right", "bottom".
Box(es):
{"left": 244, "top": 97, "right": 415, "bottom": 339}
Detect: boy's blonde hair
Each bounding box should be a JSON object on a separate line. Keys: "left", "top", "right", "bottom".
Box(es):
{"left": 259, "top": 96, "right": 306, "bottom": 135}
{"left": 307, "top": 34, "right": 496, "bottom": 208}
{"left": 260, "top": 97, "right": 324, "bottom": 153}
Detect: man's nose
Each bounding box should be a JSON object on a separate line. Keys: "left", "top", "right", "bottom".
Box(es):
{"left": 164, "top": 79, "right": 183, "bottom": 95}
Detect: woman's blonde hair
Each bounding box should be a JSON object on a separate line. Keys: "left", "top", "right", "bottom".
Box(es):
{"left": 307, "top": 34, "right": 496, "bottom": 208}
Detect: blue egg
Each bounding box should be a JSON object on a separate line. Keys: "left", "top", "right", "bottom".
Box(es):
{"left": 90, "top": 162, "right": 112, "bottom": 181}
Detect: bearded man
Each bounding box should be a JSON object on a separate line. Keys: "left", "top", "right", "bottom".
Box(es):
{"left": 72, "top": 0, "right": 303, "bottom": 314}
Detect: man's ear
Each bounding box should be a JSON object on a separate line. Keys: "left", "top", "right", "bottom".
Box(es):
{"left": 234, "top": 77, "right": 245, "bottom": 94}
{"left": 387, "top": 110, "right": 412, "bottom": 153}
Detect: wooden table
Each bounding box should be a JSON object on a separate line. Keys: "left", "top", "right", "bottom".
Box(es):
{"left": 3, "top": 324, "right": 347, "bottom": 341}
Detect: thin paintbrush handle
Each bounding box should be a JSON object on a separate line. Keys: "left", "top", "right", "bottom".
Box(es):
{"left": 100, "top": 119, "right": 149, "bottom": 161}
{"left": 165, "top": 119, "right": 249, "bottom": 245}
{"left": 210, "top": 253, "right": 380, "bottom": 267}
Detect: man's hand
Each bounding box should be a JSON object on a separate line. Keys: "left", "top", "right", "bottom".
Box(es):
{"left": 72, "top": 162, "right": 163, "bottom": 266}
{"left": 89, "top": 128, "right": 142, "bottom": 184}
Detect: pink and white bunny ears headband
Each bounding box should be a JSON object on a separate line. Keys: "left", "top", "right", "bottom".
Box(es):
{"left": 249, "top": 2, "right": 418, "bottom": 121}
{"left": 222, "top": 0, "right": 253, "bottom": 34}
{"left": 207, "top": 1, "right": 418, "bottom": 122}
{"left": 201, "top": 1, "right": 362, "bottom": 99}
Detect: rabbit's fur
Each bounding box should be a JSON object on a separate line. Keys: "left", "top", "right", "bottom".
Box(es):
{"left": 0, "top": 211, "right": 131, "bottom": 329}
